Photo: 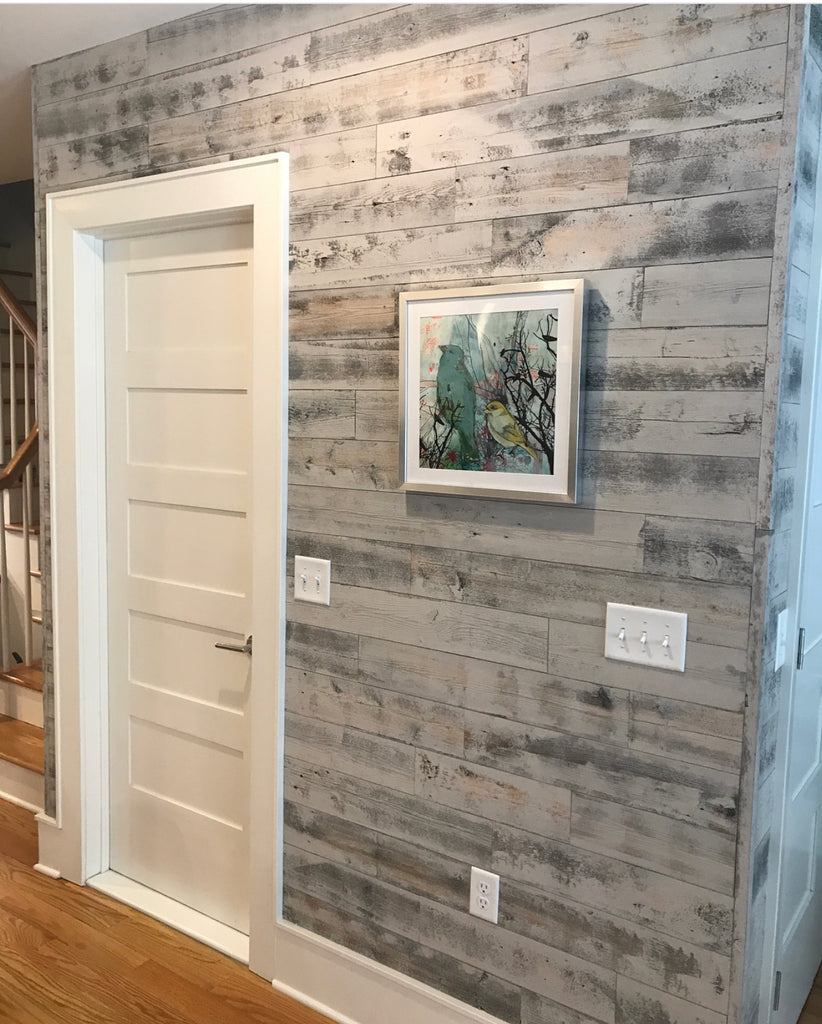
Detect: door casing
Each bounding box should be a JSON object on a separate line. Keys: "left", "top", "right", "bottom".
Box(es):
{"left": 42, "top": 154, "right": 288, "bottom": 977}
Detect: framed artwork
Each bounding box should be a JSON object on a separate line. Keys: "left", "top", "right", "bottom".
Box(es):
{"left": 399, "top": 279, "right": 586, "bottom": 503}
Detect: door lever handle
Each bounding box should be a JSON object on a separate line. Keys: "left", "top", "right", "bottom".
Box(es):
{"left": 215, "top": 635, "right": 253, "bottom": 655}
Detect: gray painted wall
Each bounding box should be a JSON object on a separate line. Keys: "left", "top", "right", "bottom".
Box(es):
{"left": 30, "top": 5, "right": 808, "bottom": 1023}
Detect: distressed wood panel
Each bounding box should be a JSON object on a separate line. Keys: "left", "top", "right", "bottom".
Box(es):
{"left": 464, "top": 710, "right": 738, "bottom": 833}
{"left": 521, "top": 991, "right": 603, "bottom": 1024}
{"left": 580, "top": 450, "right": 759, "bottom": 521}
{"left": 409, "top": 546, "right": 751, "bottom": 648}
{"left": 642, "top": 258, "right": 773, "bottom": 327}
{"left": 33, "top": 30, "right": 148, "bottom": 105}
{"left": 583, "top": 390, "right": 763, "bottom": 457}
{"left": 492, "top": 822, "right": 734, "bottom": 953}
{"left": 285, "top": 755, "right": 494, "bottom": 866}
{"left": 285, "top": 712, "right": 416, "bottom": 794}
{"left": 290, "top": 290, "right": 397, "bottom": 341}
{"left": 282, "top": 885, "right": 522, "bottom": 1024}
{"left": 285, "top": 128, "right": 378, "bottom": 190}
{"left": 286, "top": 667, "right": 464, "bottom": 756}
{"left": 643, "top": 516, "right": 756, "bottom": 585}
{"left": 149, "top": 38, "right": 528, "bottom": 166}
{"left": 528, "top": 4, "right": 787, "bottom": 94}
{"left": 289, "top": 485, "right": 647, "bottom": 573}
{"left": 289, "top": 340, "right": 398, "bottom": 390}
{"left": 615, "top": 975, "right": 728, "bottom": 1024}
{"left": 571, "top": 795, "right": 737, "bottom": 893}
{"left": 585, "top": 326, "right": 768, "bottom": 392}
{"left": 357, "top": 635, "right": 629, "bottom": 745}
{"left": 287, "top": 584, "right": 549, "bottom": 672}
{"left": 288, "top": 438, "right": 398, "bottom": 489}
{"left": 628, "top": 120, "right": 781, "bottom": 201}
{"left": 628, "top": 717, "right": 743, "bottom": 775}
{"left": 39, "top": 127, "right": 150, "bottom": 187}
{"left": 492, "top": 189, "right": 776, "bottom": 275}
{"left": 289, "top": 390, "right": 355, "bottom": 438}
{"left": 287, "top": 531, "right": 410, "bottom": 591}
{"left": 415, "top": 749, "right": 571, "bottom": 839}
{"left": 549, "top": 620, "right": 747, "bottom": 712}
{"left": 355, "top": 391, "right": 396, "bottom": 441}
{"left": 285, "top": 621, "right": 359, "bottom": 679}
{"left": 502, "top": 878, "right": 731, "bottom": 1013}
{"left": 377, "top": 46, "right": 787, "bottom": 175}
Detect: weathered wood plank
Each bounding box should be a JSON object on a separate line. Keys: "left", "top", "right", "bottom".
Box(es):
{"left": 285, "top": 712, "right": 416, "bottom": 793}
{"left": 631, "top": 692, "right": 744, "bottom": 743}
{"left": 628, "top": 120, "right": 781, "bottom": 201}
{"left": 548, "top": 619, "right": 747, "bottom": 712}
{"left": 463, "top": 710, "right": 738, "bottom": 834}
{"left": 149, "top": 38, "right": 527, "bottom": 166}
{"left": 289, "top": 339, "right": 398, "bottom": 390}
{"left": 291, "top": 168, "right": 457, "bottom": 242}
{"left": 584, "top": 326, "right": 768, "bottom": 392}
{"left": 492, "top": 821, "right": 733, "bottom": 953}
{"left": 615, "top": 975, "right": 728, "bottom": 1024}
{"left": 286, "top": 667, "right": 464, "bottom": 756}
{"left": 290, "top": 290, "right": 398, "bottom": 342}
{"left": 521, "top": 991, "right": 603, "bottom": 1024}
{"left": 284, "top": 800, "right": 379, "bottom": 877}
{"left": 285, "top": 755, "right": 494, "bottom": 866}
{"left": 288, "top": 438, "right": 398, "bottom": 489}
{"left": 355, "top": 391, "right": 396, "bottom": 441}
{"left": 282, "top": 883, "right": 522, "bottom": 1023}
{"left": 502, "top": 878, "right": 731, "bottom": 1013}
{"left": 377, "top": 46, "right": 787, "bottom": 175}
{"left": 289, "top": 390, "right": 355, "bottom": 438}
{"left": 492, "top": 189, "right": 776, "bottom": 275}
{"left": 33, "top": 30, "right": 148, "bottom": 106}
{"left": 409, "top": 546, "right": 751, "bottom": 648}
{"left": 579, "top": 450, "right": 759, "bottom": 521}
{"left": 287, "top": 531, "right": 410, "bottom": 591}
{"left": 288, "top": 484, "right": 647, "bottom": 573}
{"left": 628, "top": 717, "right": 743, "bottom": 775}
{"left": 528, "top": 4, "right": 787, "bottom": 94}
{"left": 642, "top": 258, "right": 773, "bottom": 327}
{"left": 583, "top": 390, "right": 762, "bottom": 457}
{"left": 287, "top": 584, "right": 549, "bottom": 672}
{"left": 285, "top": 621, "right": 359, "bottom": 678}
{"left": 570, "top": 794, "right": 736, "bottom": 893}
{"left": 357, "top": 635, "right": 629, "bottom": 745}
{"left": 643, "top": 515, "right": 755, "bottom": 585}
{"left": 39, "top": 127, "right": 150, "bottom": 187}
{"left": 455, "top": 142, "right": 630, "bottom": 221}
{"left": 415, "top": 748, "right": 571, "bottom": 839}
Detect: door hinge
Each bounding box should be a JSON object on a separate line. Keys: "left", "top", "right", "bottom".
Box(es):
{"left": 773, "top": 969, "right": 782, "bottom": 1011}
{"left": 798, "top": 628, "right": 806, "bottom": 671}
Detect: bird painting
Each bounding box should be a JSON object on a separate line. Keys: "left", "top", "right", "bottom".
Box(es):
{"left": 436, "top": 344, "right": 480, "bottom": 469}
{"left": 484, "top": 401, "right": 537, "bottom": 461}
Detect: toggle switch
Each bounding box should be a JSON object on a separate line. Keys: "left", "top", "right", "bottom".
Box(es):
{"left": 604, "top": 603, "right": 687, "bottom": 672}
{"left": 294, "top": 556, "right": 331, "bottom": 605}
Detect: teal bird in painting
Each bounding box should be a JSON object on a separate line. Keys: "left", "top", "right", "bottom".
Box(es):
{"left": 437, "top": 344, "right": 480, "bottom": 468}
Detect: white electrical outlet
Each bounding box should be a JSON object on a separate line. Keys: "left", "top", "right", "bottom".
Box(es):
{"left": 604, "top": 602, "right": 687, "bottom": 672}
{"left": 294, "top": 556, "right": 331, "bottom": 605}
{"left": 469, "top": 866, "right": 499, "bottom": 924}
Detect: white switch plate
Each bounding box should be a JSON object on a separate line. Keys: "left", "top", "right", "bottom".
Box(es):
{"left": 775, "top": 608, "right": 788, "bottom": 670}
{"left": 604, "top": 602, "right": 687, "bottom": 672}
{"left": 294, "top": 556, "right": 331, "bottom": 605}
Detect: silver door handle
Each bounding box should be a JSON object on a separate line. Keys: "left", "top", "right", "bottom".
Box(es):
{"left": 215, "top": 635, "right": 253, "bottom": 655}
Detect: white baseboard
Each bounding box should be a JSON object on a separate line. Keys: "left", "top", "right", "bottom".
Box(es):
{"left": 88, "top": 870, "right": 250, "bottom": 964}
{"left": 33, "top": 862, "right": 61, "bottom": 878}
{"left": 0, "top": 760, "right": 43, "bottom": 812}
{"left": 272, "top": 920, "right": 502, "bottom": 1024}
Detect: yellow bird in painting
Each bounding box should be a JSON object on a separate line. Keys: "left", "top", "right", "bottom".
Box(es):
{"left": 484, "top": 401, "right": 537, "bottom": 461}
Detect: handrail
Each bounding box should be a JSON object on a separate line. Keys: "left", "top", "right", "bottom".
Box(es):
{"left": 0, "top": 424, "right": 38, "bottom": 492}
{"left": 0, "top": 278, "right": 37, "bottom": 348}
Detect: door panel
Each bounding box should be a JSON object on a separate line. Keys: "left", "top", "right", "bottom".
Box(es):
{"left": 106, "top": 223, "right": 253, "bottom": 934}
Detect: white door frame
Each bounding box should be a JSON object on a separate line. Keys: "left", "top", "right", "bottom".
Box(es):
{"left": 40, "top": 154, "right": 288, "bottom": 977}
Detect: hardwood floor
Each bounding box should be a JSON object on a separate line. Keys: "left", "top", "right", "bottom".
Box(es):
{"left": 0, "top": 799, "right": 332, "bottom": 1024}
{"left": 800, "top": 964, "right": 822, "bottom": 1024}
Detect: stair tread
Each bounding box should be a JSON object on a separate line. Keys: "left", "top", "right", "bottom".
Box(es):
{"left": 0, "top": 715, "right": 43, "bottom": 775}
{"left": 5, "top": 521, "right": 39, "bottom": 535}
{"left": 0, "top": 660, "right": 42, "bottom": 693}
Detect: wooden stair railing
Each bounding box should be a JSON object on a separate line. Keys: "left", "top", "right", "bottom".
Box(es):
{"left": 0, "top": 276, "right": 39, "bottom": 670}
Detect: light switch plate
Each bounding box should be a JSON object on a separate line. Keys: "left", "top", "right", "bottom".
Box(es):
{"left": 294, "top": 556, "right": 331, "bottom": 605}
{"left": 604, "top": 602, "right": 687, "bottom": 672}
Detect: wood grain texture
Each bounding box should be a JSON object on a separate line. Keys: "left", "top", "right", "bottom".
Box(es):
{"left": 30, "top": 5, "right": 802, "bottom": 1023}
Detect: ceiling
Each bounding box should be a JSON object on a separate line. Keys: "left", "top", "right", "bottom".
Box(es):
{"left": 0, "top": 3, "right": 216, "bottom": 185}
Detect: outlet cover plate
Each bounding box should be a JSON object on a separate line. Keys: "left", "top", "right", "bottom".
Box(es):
{"left": 294, "top": 556, "right": 331, "bottom": 605}
{"left": 604, "top": 602, "right": 687, "bottom": 673}
{"left": 469, "top": 866, "right": 499, "bottom": 924}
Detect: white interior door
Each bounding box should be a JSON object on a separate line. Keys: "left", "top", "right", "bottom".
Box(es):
{"left": 772, "top": 320, "right": 822, "bottom": 1020}
{"left": 105, "top": 222, "right": 253, "bottom": 934}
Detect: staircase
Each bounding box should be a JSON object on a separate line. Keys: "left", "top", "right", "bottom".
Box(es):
{"left": 0, "top": 263, "right": 43, "bottom": 812}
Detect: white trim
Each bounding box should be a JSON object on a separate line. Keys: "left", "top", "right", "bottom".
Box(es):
{"left": 45, "top": 153, "right": 289, "bottom": 980}
{"left": 88, "top": 870, "right": 249, "bottom": 963}
{"left": 33, "top": 862, "right": 62, "bottom": 879}
{"left": 0, "top": 776, "right": 42, "bottom": 814}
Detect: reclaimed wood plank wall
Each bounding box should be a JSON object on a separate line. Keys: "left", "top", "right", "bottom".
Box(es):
{"left": 30, "top": 5, "right": 805, "bottom": 1023}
